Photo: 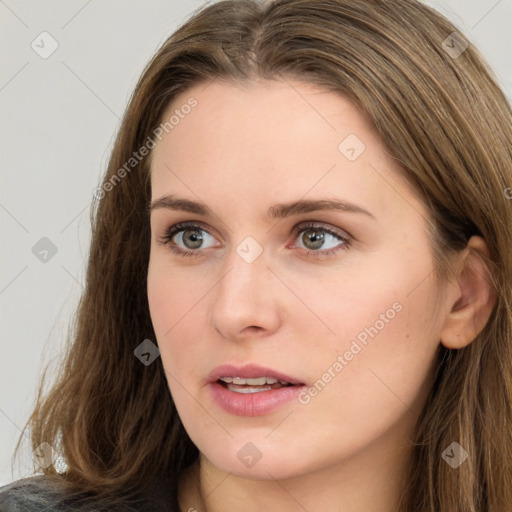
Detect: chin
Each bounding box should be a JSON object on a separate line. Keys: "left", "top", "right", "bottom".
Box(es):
{"left": 198, "top": 437, "right": 328, "bottom": 481}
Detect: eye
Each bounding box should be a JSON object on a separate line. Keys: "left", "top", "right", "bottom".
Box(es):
{"left": 159, "top": 222, "right": 219, "bottom": 257}
{"left": 159, "top": 221, "right": 352, "bottom": 259}
{"left": 291, "top": 222, "right": 351, "bottom": 258}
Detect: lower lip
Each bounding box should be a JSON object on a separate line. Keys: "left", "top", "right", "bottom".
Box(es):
{"left": 209, "top": 381, "right": 306, "bottom": 416}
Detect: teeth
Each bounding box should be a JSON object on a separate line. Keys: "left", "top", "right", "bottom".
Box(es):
{"left": 227, "top": 384, "right": 273, "bottom": 394}
{"left": 219, "top": 376, "right": 283, "bottom": 385}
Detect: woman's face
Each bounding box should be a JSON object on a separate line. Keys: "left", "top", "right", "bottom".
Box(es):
{"left": 148, "top": 78, "right": 450, "bottom": 480}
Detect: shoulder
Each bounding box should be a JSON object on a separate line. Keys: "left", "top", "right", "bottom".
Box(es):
{"left": 0, "top": 475, "right": 180, "bottom": 512}
{"left": 0, "top": 476, "right": 101, "bottom": 511}
{"left": 0, "top": 476, "right": 67, "bottom": 511}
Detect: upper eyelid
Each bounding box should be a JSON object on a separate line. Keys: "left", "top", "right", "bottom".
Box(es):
{"left": 163, "top": 221, "right": 218, "bottom": 238}
{"left": 294, "top": 222, "right": 351, "bottom": 238}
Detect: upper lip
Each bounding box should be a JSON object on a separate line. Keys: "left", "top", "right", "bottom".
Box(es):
{"left": 208, "top": 363, "right": 305, "bottom": 385}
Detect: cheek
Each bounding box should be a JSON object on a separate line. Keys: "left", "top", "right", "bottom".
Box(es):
{"left": 147, "top": 257, "right": 209, "bottom": 381}
{"left": 297, "top": 243, "right": 442, "bottom": 410}
{"left": 302, "top": 266, "right": 441, "bottom": 438}
{"left": 147, "top": 258, "right": 173, "bottom": 336}
{"left": 286, "top": 244, "right": 436, "bottom": 352}
{"left": 147, "top": 254, "right": 201, "bottom": 335}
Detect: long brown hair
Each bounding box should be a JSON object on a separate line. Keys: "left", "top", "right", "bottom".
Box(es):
{"left": 15, "top": 0, "right": 512, "bottom": 510}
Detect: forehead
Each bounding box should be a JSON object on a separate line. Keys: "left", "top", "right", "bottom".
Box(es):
{"left": 155, "top": 78, "right": 377, "bottom": 161}
{"left": 149, "top": 78, "right": 425, "bottom": 223}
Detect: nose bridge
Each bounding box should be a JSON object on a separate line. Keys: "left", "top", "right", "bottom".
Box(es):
{"left": 217, "top": 239, "right": 269, "bottom": 304}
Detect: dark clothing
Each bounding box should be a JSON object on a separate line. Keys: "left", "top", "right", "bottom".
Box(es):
{"left": 0, "top": 475, "right": 180, "bottom": 512}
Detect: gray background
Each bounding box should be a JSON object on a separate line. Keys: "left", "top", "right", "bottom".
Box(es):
{"left": 1, "top": 0, "right": 511, "bottom": 486}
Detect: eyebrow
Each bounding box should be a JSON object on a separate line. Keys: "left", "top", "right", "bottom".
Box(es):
{"left": 149, "top": 195, "right": 376, "bottom": 220}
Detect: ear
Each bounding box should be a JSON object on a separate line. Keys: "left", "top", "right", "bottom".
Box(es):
{"left": 440, "top": 236, "right": 497, "bottom": 349}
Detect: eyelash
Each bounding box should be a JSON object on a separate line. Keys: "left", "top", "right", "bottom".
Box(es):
{"left": 158, "top": 221, "right": 352, "bottom": 259}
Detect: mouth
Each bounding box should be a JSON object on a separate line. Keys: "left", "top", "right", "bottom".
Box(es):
{"left": 207, "top": 363, "right": 307, "bottom": 415}
{"left": 208, "top": 366, "right": 307, "bottom": 416}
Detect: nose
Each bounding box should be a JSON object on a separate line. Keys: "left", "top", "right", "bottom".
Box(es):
{"left": 209, "top": 245, "right": 282, "bottom": 341}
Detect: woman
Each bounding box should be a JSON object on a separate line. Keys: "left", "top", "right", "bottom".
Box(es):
{"left": 1, "top": 0, "right": 511, "bottom": 510}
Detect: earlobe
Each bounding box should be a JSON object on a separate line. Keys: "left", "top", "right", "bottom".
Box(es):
{"left": 440, "top": 236, "right": 497, "bottom": 350}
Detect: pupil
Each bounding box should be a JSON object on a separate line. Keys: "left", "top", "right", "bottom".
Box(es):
{"left": 303, "top": 229, "right": 324, "bottom": 249}
{"left": 183, "top": 229, "right": 203, "bottom": 249}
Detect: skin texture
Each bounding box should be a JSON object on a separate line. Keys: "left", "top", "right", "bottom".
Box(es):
{"left": 147, "top": 79, "right": 495, "bottom": 512}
